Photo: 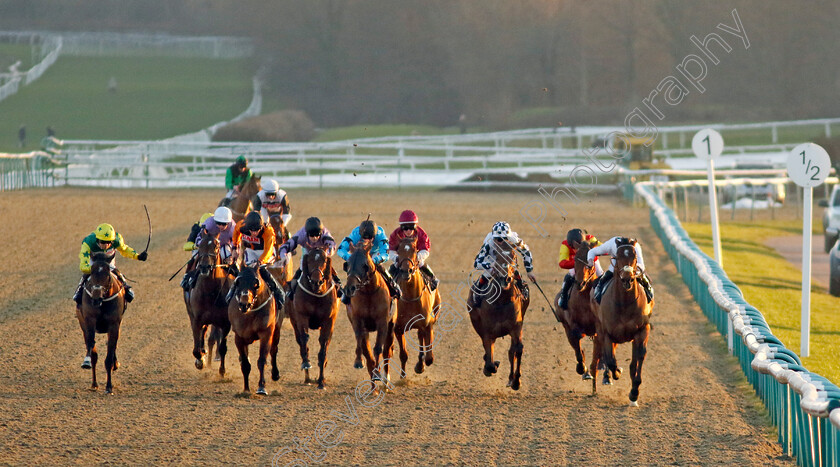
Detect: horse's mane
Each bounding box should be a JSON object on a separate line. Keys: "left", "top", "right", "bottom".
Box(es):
{"left": 236, "top": 266, "right": 260, "bottom": 290}
{"left": 90, "top": 251, "right": 115, "bottom": 264}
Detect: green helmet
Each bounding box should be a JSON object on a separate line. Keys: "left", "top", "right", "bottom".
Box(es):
{"left": 235, "top": 155, "right": 247, "bottom": 167}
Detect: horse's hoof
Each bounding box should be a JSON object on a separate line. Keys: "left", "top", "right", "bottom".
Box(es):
{"left": 317, "top": 382, "right": 326, "bottom": 390}
{"left": 105, "top": 388, "right": 114, "bottom": 395}
{"left": 256, "top": 387, "right": 267, "bottom": 396}
{"left": 494, "top": 361, "right": 500, "bottom": 369}
{"left": 81, "top": 357, "right": 92, "bottom": 369}
{"left": 195, "top": 357, "right": 205, "bottom": 370}
{"left": 88, "top": 385, "right": 98, "bottom": 391}
{"left": 576, "top": 362, "right": 585, "bottom": 375}
{"left": 511, "top": 380, "right": 521, "bottom": 391}
{"left": 483, "top": 367, "right": 494, "bottom": 377}
{"left": 113, "top": 361, "right": 119, "bottom": 371}
{"left": 271, "top": 369, "right": 280, "bottom": 381}
{"left": 219, "top": 368, "right": 226, "bottom": 377}
{"left": 425, "top": 355, "right": 434, "bottom": 366}
{"left": 214, "top": 354, "right": 222, "bottom": 362}
{"left": 353, "top": 360, "right": 364, "bottom": 369}
{"left": 506, "top": 380, "right": 512, "bottom": 387}
{"left": 301, "top": 362, "right": 311, "bottom": 370}
{"left": 414, "top": 361, "right": 425, "bottom": 374}
{"left": 629, "top": 400, "right": 639, "bottom": 407}
{"left": 582, "top": 373, "right": 593, "bottom": 380}
{"left": 602, "top": 379, "right": 612, "bottom": 386}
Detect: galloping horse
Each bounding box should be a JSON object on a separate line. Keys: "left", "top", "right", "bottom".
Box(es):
{"left": 287, "top": 247, "right": 340, "bottom": 389}
{"left": 184, "top": 232, "right": 233, "bottom": 375}
{"left": 229, "top": 175, "right": 261, "bottom": 223}
{"left": 343, "top": 241, "right": 394, "bottom": 384}
{"left": 386, "top": 237, "right": 441, "bottom": 378}
{"left": 227, "top": 265, "right": 281, "bottom": 395}
{"left": 467, "top": 243, "right": 530, "bottom": 390}
{"left": 76, "top": 252, "right": 126, "bottom": 394}
{"left": 268, "top": 214, "right": 294, "bottom": 288}
{"left": 553, "top": 241, "right": 600, "bottom": 380}
{"left": 591, "top": 238, "right": 653, "bottom": 406}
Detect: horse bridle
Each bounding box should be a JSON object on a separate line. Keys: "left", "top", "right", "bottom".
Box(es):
{"left": 197, "top": 240, "right": 224, "bottom": 274}
{"left": 299, "top": 251, "right": 334, "bottom": 298}
{"left": 396, "top": 253, "right": 424, "bottom": 302}
{"left": 84, "top": 270, "right": 123, "bottom": 303}
{"left": 574, "top": 256, "right": 596, "bottom": 290}
{"left": 615, "top": 244, "right": 642, "bottom": 288}
{"left": 235, "top": 275, "right": 273, "bottom": 312}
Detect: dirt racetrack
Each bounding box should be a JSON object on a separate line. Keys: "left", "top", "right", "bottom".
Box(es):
{"left": 0, "top": 187, "right": 790, "bottom": 466}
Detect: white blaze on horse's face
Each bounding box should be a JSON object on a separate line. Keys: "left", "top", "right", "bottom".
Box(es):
{"left": 405, "top": 244, "right": 410, "bottom": 251}
{"left": 315, "top": 252, "right": 320, "bottom": 261}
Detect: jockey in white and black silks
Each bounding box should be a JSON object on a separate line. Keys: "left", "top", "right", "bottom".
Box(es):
{"left": 469, "top": 221, "right": 537, "bottom": 308}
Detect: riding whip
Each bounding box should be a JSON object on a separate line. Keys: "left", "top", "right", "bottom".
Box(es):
{"left": 531, "top": 279, "right": 556, "bottom": 312}
{"left": 142, "top": 204, "right": 152, "bottom": 254}
{"left": 168, "top": 257, "right": 192, "bottom": 281}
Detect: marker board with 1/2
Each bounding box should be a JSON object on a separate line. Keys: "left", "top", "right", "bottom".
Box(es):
{"left": 787, "top": 143, "right": 830, "bottom": 188}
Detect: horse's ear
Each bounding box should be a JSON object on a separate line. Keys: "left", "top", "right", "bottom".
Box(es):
{"left": 343, "top": 261, "right": 349, "bottom": 272}
{"left": 348, "top": 242, "right": 356, "bottom": 253}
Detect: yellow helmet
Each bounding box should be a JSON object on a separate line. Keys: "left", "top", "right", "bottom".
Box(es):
{"left": 199, "top": 212, "right": 214, "bottom": 224}
{"left": 95, "top": 223, "right": 116, "bottom": 242}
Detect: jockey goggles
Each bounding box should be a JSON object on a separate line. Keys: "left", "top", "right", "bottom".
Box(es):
{"left": 400, "top": 224, "right": 416, "bottom": 231}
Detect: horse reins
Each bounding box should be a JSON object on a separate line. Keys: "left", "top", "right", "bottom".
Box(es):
{"left": 298, "top": 252, "right": 335, "bottom": 298}
{"left": 84, "top": 273, "right": 124, "bottom": 302}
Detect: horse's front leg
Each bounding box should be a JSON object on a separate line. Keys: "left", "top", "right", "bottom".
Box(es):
{"left": 423, "top": 325, "right": 435, "bottom": 367}
{"left": 481, "top": 337, "right": 498, "bottom": 376}
{"left": 316, "top": 317, "right": 336, "bottom": 389}
{"left": 256, "top": 329, "right": 271, "bottom": 395}
{"left": 235, "top": 335, "right": 251, "bottom": 394}
{"left": 590, "top": 329, "right": 603, "bottom": 395}
{"left": 270, "top": 319, "right": 281, "bottom": 383}
{"left": 563, "top": 324, "right": 589, "bottom": 379}
{"left": 104, "top": 327, "right": 120, "bottom": 395}
{"left": 382, "top": 320, "right": 395, "bottom": 385}
{"left": 508, "top": 329, "right": 524, "bottom": 391}
{"left": 291, "top": 319, "right": 311, "bottom": 384}
{"left": 191, "top": 321, "right": 208, "bottom": 370}
{"left": 218, "top": 324, "right": 230, "bottom": 377}
{"left": 80, "top": 317, "right": 99, "bottom": 390}
{"left": 628, "top": 325, "right": 650, "bottom": 406}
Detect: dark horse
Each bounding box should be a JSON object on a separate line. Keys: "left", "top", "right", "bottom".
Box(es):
{"left": 185, "top": 232, "right": 233, "bottom": 375}
{"left": 553, "top": 241, "right": 600, "bottom": 381}
{"left": 76, "top": 251, "right": 126, "bottom": 394}
{"left": 268, "top": 214, "right": 294, "bottom": 289}
{"left": 227, "top": 265, "right": 281, "bottom": 395}
{"left": 287, "top": 247, "right": 340, "bottom": 389}
{"left": 467, "top": 244, "right": 530, "bottom": 390}
{"left": 228, "top": 175, "right": 261, "bottom": 224}
{"left": 591, "top": 238, "right": 653, "bottom": 406}
{"left": 343, "top": 241, "right": 394, "bottom": 385}
{"left": 385, "top": 237, "right": 441, "bottom": 379}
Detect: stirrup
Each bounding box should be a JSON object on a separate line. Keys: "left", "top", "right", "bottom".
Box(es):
{"left": 125, "top": 287, "right": 135, "bottom": 303}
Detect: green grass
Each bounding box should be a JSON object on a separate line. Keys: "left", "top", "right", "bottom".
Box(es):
{"left": 0, "top": 56, "right": 254, "bottom": 152}
{"left": 314, "top": 124, "right": 464, "bottom": 142}
{"left": 0, "top": 43, "right": 34, "bottom": 71}
{"left": 682, "top": 219, "right": 840, "bottom": 385}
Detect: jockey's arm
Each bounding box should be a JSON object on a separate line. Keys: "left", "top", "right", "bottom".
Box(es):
{"left": 558, "top": 243, "right": 573, "bottom": 269}
{"left": 114, "top": 234, "right": 139, "bottom": 260}
{"left": 514, "top": 239, "right": 534, "bottom": 273}
{"left": 79, "top": 242, "right": 93, "bottom": 274}
{"left": 587, "top": 241, "right": 611, "bottom": 264}
{"left": 634, "top": 243, "right": 646, "bottom": 271}
{"left": 417, "top": 250, "right": 430, "bottom": 265}
{"left": 258, "top": 229, "right": 275, "bottom": 264}
{"left": 388, "top": 250, "right": 398, "bottom": 263}
{"left": 225, "top": 167, "right": 235, "bottom": 190}
{"left": 337, "top": 236, "right": 353, "bottom": 262}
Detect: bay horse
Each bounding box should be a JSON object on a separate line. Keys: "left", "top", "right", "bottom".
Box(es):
{"left": 343, "top": 241, "right": 394, "bottom": 385}
{"left": 227, "top": 265, "right": 281, "bottom": 395}
{"left": 591, "top": 238, "right": 653, "bottom": 406}
{"left": 184, "top": 232, "right": 233, "bottom": 375}
{"left": 228, "top": 175, "right": 261, "bottom": 223}
{"left": 287, "top": 247, "right": 340, "bottom": 389}
{"left": 553, "top": 241, "right": 600, "bottom": 381}
{"left": 76, "top": 251, "right": 126, "bottom": 394}
{"left": 268, "top": 214, "right": 294, "bottom": 288}
{"left": 385, "top": 237, "right": 441, "bottom": 378}
{"left": 467, "top": 243, "right": 529, "bottom": 390}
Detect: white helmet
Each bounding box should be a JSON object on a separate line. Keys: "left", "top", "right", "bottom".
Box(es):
{"left": 262, "top": 179, "right": 279, "bottom": 194}
{"left": 491, "top": 221, "right": 511, "bottom": 238}
{"left": 213, "top": 206, "right": 233, "bottom": 224}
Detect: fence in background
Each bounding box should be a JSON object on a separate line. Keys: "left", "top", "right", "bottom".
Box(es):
{"left": 0, "top": 153, "right": 58, "bottom": 191}
{"left": 635, "top": 181, "right": 840, "bottom": 467}
{"left": 0, "top": 34, "right": 62, "bottom": 103}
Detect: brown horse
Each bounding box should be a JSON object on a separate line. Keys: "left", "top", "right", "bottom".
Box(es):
{"left": 287, "top": 247, "right": 340, "bottom": 389}
{"left": 591, "top": 238, "right": 653, "bottom": 406}
{"left": 267, "top": 214, "right": 294, "bottom": 288}
{"left": 184, "top": 232, "right": 233, "bottom": 375}
{"left": 343, "top": 241, "right": 394, "bottom": 384}
{"left": 553, "top": 241, "right": 600, "bottom": 380}
{"left": 227, "top": 265, "right": 281, "bottom": 395}
{"left": 467, "top": 244, "right": 530, "bottom": 390}
{"left": 229, "top": 175, "right": 261, "bottom": 223}
{"left": 76, "top": 252, "right": 126, "bottom": 394}
{"left": 385, "top": 237, "right": 441, "bottom": 378}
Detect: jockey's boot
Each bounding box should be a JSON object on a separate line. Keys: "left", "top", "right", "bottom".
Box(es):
{"left": 419, "top": 264, "right": 440, "bottom": 291}
{"left": 558, "top": 273, "right": 574, "bottom": 310}
{"left": 639, "top": 272, "right": 654, "bottom": 303}
{"left": 388, "top": 263, "right": 399, "bottom": 277}
{"left": 287, "top": 268, "right": 303, "bottom": 302}
{"left": 259, "top": 265, "right": 285, "bottom": 309}
{"left": 377, "top": 263, "right": 402, "bottom": 300}
{"left": 73, "top": 275, "right": 89, "bottom": 306}
{"left": 113, "top": 269, "right": 134, "bottom": 303}
{"left": 331, "top": 268, "right": 344, "bottom": 300}
{"left": 469, "top": 276, "right": 490, "bottom": 309}
{"left": 594, "top": 270, "right": 613, "bottom": 304}
{"left": 514, "top": 271, "right": 530, "bottom": 301}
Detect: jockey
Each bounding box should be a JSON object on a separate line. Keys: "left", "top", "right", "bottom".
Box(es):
{"left": 253, "top": 178, "right": 291, "bottom": 226}
{"left": 338, "top": 218, "right": 402, "bottom": 303}
{"left": 183, "top": 207, "right": 237, "bottom": 291}
{"left": 387, "top": 209, "right": 439, "bottom": 290}
{"left": 557, "top": 228, "right": 603, "bottom": 310}
{"left": 228, "top": 211, "right": 285, "bottom": 309}
{"left": 277, "top": 216, "right": 343, "bottom": 302}
{"left": 183, "top": 212, "right": 214, "bottom": 252}
{"left": 587, "top": 236, "right": 654, "bottom": 304}
{"left": 469, "top": 221, "right": 536, "bottom": 309}
{"left": 74, "top": 223, "right": 148, "bottom": 306}
{"left": 221, "top": 155, "right": 253, "bottom": 207}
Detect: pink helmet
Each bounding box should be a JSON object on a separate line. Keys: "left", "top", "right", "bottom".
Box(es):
{"left": 399, "top": 210, "right": 419, "bottom": 224}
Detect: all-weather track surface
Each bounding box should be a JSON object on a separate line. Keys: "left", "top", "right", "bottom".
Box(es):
{"left": 0, "top": 188, "right": 789, "bottom": 465}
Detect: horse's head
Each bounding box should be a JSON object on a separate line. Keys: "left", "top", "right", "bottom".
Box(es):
{"left": 196, "top": 231, "right": 221, "bottom": 276}
{"left": 490, "top": 240, "right": 516, "bottom": 286}
{"left": 574, "top": 241, "right": 596, "bottom": 290}
{"left": 86, "top": 252, "right": 118, "bottom": 307}
{"left": 269, "top": 215, "right": 288, "bottom": 243}
{"left": 231, "top": 266, "right": 263, "bottom": 313}
{"left": 395, "top": 237, "right": 418, "bottom": 279}
{"left": 245, "top": 175, "right": 261, "bottom": 197}
{"left": 614, "top": 237, "right": 640, "bottom": 290}
{"left": 303, "top": 247, "right": 330, "bottom": 290}
{"left": 343, "top": 241, "right": 374, "bottom": 298}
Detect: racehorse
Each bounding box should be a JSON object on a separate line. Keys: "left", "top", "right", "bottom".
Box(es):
{"left": 227, "top": 265, "right": 281, "bottom": 395}
{"left": 467, "top": 243, "right": 530, "bottom": 390}
{"left": 287, "top": 247, "right": 340, "bottom": 389}
{"left": 184, "top": 232, "right": 233, "bottom": 376}
{"left": 590, "top": 238, "right": 653, "bottom": 406}
{"left": 268, "top": 214, "right": 294, "bottom": 288}
{"left": 553, "top": 241, "right": 600, "bottom": 381}
{"left": 343, "top": 241, "right": 394, "bottom": 385}
{"left": 75, "top": 251, "right": 126, "bottom": 394}
{"left": 228, "top": 175, "right": 261, "bottom": 223}
{"left": 385, "top": 237, "right": 441, "bottom": 378}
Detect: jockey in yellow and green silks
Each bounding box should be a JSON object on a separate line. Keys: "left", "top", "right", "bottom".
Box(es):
{"left": 74, "top": 223, "right": 147, "bottom": 306}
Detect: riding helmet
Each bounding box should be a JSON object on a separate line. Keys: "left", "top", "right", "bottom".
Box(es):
{"left": 305, "top": 217, "right": 324, "bottom": 237}
{"left": 566, "top": 228, "right": 583, "bottom": 246}
{"left": 399, "top": 210, "right": 419, "bottom": 224}
{"left": 360, "top": 220, "right": 377, "bottom": 239}
{"left": 491, "top": 221, "right": 511, "bottom": 239}
{"left": 244, "top": 211, "right": 263, "bottom": 232}
{"left": 213, "top": 206, "right": 233, "bottom": 224}
{"left": 199, "top": 212, "right": 214, "bottom": 225}
{"left": 95, "top": 223, "right": 116, "bottom": 242}
{"left": 262, "top": 179, "right": 279, "bottom": 195}
{"left": 235, "top": 155, "right": 247, "bottom": 167}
